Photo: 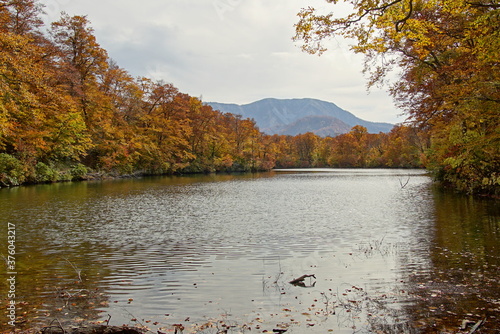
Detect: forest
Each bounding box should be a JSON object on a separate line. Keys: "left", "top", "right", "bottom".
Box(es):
{"left": 0, "top": 0, "right": 498, "bottom": 196}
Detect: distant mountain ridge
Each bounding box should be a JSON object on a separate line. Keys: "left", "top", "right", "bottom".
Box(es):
{"left": 206, "top": 98, "right": 393, "bottom": 136}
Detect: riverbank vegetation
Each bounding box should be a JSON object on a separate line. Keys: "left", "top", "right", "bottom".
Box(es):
{"left": 1, "top": 1, "right": 498, "bottom": 196}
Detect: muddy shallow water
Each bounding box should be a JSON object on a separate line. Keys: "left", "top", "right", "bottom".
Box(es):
{"left": 1, "top": 169, "right": 499, "bottom": 333}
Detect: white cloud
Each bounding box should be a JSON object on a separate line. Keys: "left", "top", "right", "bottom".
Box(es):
{"left": 43, "top": 0, "right": 404, "bottom": 124}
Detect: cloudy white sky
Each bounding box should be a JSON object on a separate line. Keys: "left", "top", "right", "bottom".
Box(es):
{"left": 43, "top": 0, "right": 404, "bottom": 124}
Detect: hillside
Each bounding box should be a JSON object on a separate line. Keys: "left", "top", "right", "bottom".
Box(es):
{"left": 281, "top": 115, "right": 352, "bottom": 137}
{"left": 206, "top": 98, "right": 394, "bottom": 136}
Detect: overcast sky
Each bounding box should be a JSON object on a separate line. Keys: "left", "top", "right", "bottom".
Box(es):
{"left": 43, "top": 0, "right": 403, "bottom": 124}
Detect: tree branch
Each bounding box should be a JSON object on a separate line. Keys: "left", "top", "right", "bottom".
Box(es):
{"left": 396, "top": 0, "right": 414, "bottom": 32}
{"left": 343, "top": 0, "right": 406, "bottom": 28}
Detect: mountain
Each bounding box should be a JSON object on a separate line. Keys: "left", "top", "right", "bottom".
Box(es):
{"left": 281, "top": 115, "right": 352, "bottom": 137}
{"left": 206, "top": 98, "right": 394, "bottom": 136}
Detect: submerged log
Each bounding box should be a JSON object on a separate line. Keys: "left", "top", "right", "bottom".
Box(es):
{"left": 289, "top": 274, "right": 316, "bottom": 287}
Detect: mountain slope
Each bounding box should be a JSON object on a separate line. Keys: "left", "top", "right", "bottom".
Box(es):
{"left": 281, "top": 115, "right": 352, "bottom": 137}
{"left": 206, "top": 98, "right": 393, "bottom": 136}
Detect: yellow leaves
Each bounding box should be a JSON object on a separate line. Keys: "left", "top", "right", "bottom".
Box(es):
{"left": 467, "top": 11, "right": 500, "bottom": 66}
{"left": 50, "top": 112, "right": 93, "bottom": 158}
{"left": 1, "top": 31, "right": 84, "bottom": 160}
{"left": 293, "top": 7, "right": 332, "bottom": 55}
{"left": 404, "top": 18, "right": 437, "bottom": 59}
{"left": 439, "top": 0, "right": 470, "bottom": 15}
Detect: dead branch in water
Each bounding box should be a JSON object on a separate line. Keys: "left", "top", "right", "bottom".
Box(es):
{"left": 289, "top": 274, "right": 316, "bottom": 287}
{"left": 469, "top": 319, "right": 485, "bottom": 334}
{"left": 64, "top": 258, "right": 83, "bottom": 282}
{"left": 398, "top": 175, "right": 410, "bottom": 189}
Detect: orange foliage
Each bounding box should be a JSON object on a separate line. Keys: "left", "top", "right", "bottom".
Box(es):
{"left": 0, "top": 0, "right": 426, "bottom": 186}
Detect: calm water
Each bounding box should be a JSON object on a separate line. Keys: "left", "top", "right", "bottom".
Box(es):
{"left": 1, "top": 169, "right": 499, "bottom": 333}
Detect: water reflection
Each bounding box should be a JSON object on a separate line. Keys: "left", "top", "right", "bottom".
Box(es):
{"left": 0, "top": 170, "right": 499, "bottom": 333}
{"left": 399, "top": 188, "right": 500, "bottom": 333}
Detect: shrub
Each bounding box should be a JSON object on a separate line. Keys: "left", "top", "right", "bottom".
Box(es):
{"left": 35, "top": 162, "right": 58, "bottom": 182}
{"left": 70, "top": 163, "right": 89, "bottom": 180}
{"left": 0, "top": 154, "right": 26, "bottom": 187}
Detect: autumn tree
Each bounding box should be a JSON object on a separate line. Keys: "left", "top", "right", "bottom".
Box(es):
{"left": 0, "top": 1, "right": 91, "bottom": 184}
{"left": 50, "top": 13, "right": 109, "bottom": 96}
{"left": 0, "top": 0, "right": 43, "bottom": 35}
{"left": 313, "top": 135, "right": 334, "bottom": 167}
{"left": 294, "top": 0, "right": 500, "bottom": 194}
{"left": 49, "top": 13, "right": 144, "bottom": 172}
{"left": 292, "top": 132, "right": 319, "bottom": 167}
{"left": 220, "top": 114, "right": 258, "bottom": 171}
{"left": 193, "top": 111, "right": 239, "bottom": 172}
{"left": 380, "top": 124, "right": 427, "bottom": 167}
{"left": 271, "top": 135, "right": 300, "bottom": 168}
{"left": 131, "top": 80, "right": 190, "bottom": 173}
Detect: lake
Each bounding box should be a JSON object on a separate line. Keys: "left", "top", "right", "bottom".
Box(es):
{"left": 1, "top": 169, "right": 499, "bottom": 333}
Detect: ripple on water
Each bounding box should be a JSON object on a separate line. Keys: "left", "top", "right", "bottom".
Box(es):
{"left": 2, "top": 169, "right": 499, "bottom": 333}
